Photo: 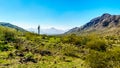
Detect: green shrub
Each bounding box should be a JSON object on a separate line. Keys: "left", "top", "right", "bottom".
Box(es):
{"left": 60, "top": 44, "right": 80, "bottom": 58}
{"left": 86, "top": 39, "right": 107, "bottom": 51}
{"left": 106, "top": 47, "right": 120, "bottom": 67}
{"left": 20, "top": 52, "right": 37, "bottom": 63}
{"left": 25, "top": 52, "right": 33, "bottom": 58}
{"left": 0, "top": 44, "right": 13, "bottom": 51}
{"left": 86, "top": 50, "right": 108, "bottom": 68}
{"left": 3, "top": 30, "right": 16, "bottom": 42}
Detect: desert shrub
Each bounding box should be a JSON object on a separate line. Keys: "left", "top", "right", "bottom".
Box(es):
{"left": 86, "top": 47, "right": 120, "bottom": 68}
{"left": 40, "top": 50, "right": 52, "bottom": 56}
{"left": 61, "top": 34, "right": 102, "bottom": 47}
{"left": 3, "top": 29, "right": 16, "bottom": 42}
{"left": 86, "top": 50, "right": 109, "bottom": 68}
{"left": 61, "top": 34, "right": 76, "bottom": 43}
{"left": 60, "top": 44, "right": 80, "bottom": 58}
{"left": 61, "top": 34, "right": 83, "bottom": 46}
{"left": 0, "top": 44, "right": 13, "bottom": 51}
{"left": 25, "top": 32, "right": 37, "bottom": 40}
{"left": 15, "top": 50, "right": 24, "bottom": 57}
{"left": 25, "top": 52, "right": 33, "bottom": 58}
{"left": 8, "top": 52, "right": 15, "bottom": 58}
{"left": 49, "top": 37, "right": 60, "bottom": 43}
{"left": 106, "top": 47, "right": 120, "bottom": 68}
{"left": 0, "top": 33, "right": 4, "bottom": 41}
{"left": 86, "top": 39, "right": 107, "bottom": 51}
{"left": 19, "top": 52, "right": 37, "bottom": 63}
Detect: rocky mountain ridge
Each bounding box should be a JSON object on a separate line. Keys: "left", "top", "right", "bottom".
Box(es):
{"left": 66, "top": 13, "right": 120, "bottom": 35}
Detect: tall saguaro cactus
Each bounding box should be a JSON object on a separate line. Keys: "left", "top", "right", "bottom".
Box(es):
{"left": 38, "top": 25, "right": 40, "bottom": 34}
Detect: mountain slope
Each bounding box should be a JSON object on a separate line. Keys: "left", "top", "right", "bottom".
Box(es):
{"left": 66, "top": 13, "right": 120, "bottom": 35}
{"left": 0, "top": 22, "right": 26, "bottom": 32}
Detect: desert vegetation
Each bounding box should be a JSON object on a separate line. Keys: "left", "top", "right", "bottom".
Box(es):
{"left": 0, "top": 26, "right": 120, "bottom": 68}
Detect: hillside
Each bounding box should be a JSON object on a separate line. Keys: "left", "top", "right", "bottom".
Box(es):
{"left": 1, "top": 22, "right": 120, "bottom": 68}
{"left": 0, "top": 22, "right": 26, "bottom": 32}
{"left": 66, "top": 13, "right": 120, "bottom": 35}
{"left": 0, "top": 26, "right": 85, "bottom": 67}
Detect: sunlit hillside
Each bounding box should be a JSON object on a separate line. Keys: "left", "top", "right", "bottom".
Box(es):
{"left": 0, "top": 25, "right": 120, "bottom": 68}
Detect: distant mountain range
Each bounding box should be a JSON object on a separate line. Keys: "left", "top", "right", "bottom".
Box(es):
{"left": 27, "top": 27, "right": 68, "bottom": 35}
{"left": 0, "top": 22, "right": 26, "bottom": 32}
{"left": 2, "top": 13, "right": 120, "bottom": 35}
{"left": 66, "top": 13, "right": 120, "bottom": 35}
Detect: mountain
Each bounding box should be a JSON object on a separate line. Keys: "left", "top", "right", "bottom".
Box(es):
{"left": 27, "top": 27, "right": 68, "bottom": 35}
{"left": 42, "top": 27, "right": 67, "bottom": 35}
{"left": 66, "top": 13, "right": 120, "bottom": 35}
{"left": 0, "top": 22, "right": 26, "bottom": 32}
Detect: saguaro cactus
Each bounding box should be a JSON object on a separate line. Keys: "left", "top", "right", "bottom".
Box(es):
{"left": 38, "top": 25, "right": 40, "bottom": 34}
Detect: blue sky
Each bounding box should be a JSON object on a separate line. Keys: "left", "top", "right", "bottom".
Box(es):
{"left": 0, "top": 0, "right": 120, "bottom": 30}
